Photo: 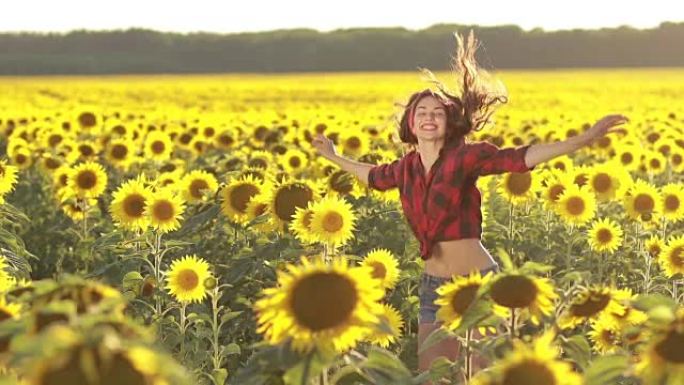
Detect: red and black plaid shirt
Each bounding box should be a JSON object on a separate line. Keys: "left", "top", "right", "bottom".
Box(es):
{"left": 367, "top": 137, "right": 536, "bottom": 260}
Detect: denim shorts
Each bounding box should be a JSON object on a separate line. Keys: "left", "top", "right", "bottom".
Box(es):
{"left": 418, "top": 264, "right": 500, "bottom": 324}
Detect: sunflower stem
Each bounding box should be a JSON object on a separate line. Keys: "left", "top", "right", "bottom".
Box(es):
{"left": 464, "top": 328, "right": 472, "bottom": 382}
{"left": 179, "top": 301, "right": 188, "bottom": 358}
{"left": 210, "top": 286, "right": 224, "bottom": 372}
{"left": 510, "top": 308, "right": 516, "bottom": 339}
{"left": 508, "top": 202, "right": 515, "bottom": 261}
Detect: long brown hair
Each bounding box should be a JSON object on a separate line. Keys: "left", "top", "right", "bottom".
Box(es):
{"left": 397, "top": 30, "right": 508, "bottom": 148}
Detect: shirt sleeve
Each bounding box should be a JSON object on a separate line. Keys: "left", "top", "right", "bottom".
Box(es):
{"left": 367, "top": 158, "right": 403, "bottom": 191}
{"left": 469, "top": 141, "right": 536, "bottom": 177}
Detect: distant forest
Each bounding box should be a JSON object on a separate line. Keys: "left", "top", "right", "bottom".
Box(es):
{"left": 0, "top": 23, "right": 683, "bottom": 74}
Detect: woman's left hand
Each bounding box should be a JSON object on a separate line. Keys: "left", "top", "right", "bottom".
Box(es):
{"left": 579, "top": 114, "right": 629, "bottom": 146}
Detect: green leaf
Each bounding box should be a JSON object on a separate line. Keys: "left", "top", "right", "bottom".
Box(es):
{"left": 211, "top": 368, "right": 228, "bottom": 385}
{"left": 560, "top": 334, "right": 592, "bottom": 370}
{"left": 282, "top": 350, "right": 332, "bottom": 385}
{"left": 417, "top": 327, "right": 450, "bottom": 355}
{"left": 583, "top": 355, "right": 629, "bottom": 385}
{"left": 223, "top": 342, "right": 241, "bottom": 356}
{"left": 495, "top": 247, "right": 514, "bottom": 270}
{"left": 632, "top": 293, "right": 678, "bottom": 313}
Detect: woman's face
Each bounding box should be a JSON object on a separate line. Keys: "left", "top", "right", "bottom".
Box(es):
{"left": 411, "top": 95, "right": 448, "bottom": 143}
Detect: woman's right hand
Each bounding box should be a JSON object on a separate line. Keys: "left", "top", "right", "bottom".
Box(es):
{"left": 311, "top": 133, "right": 338, "bottom": 160}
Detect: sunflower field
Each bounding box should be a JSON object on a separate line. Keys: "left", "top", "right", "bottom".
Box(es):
{"left": 0, "top": 69, "right": 683, "bottom": 385}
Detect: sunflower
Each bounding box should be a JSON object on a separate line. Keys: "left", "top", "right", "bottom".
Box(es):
{"left": 145, "top": 189, "right": 185, "bottom": 233}
{"left": 548, "top": 155, "right": 574, "bottom": 173}
{"left": 540, "top": 170, "right": 573, "bottom": 210}
{"left": 586, "top": 162, "right": 625, "bottom": 202}
{"left": 0, "top": 160, "right": 19, "bottom": 195}
{"left": 308, "top": 196, "right": 357, "bottom": 249}
{"left": 660, "top": 183, "right": 684, "bottom": 222}
{"left": 569, "top": 164, "right": 591, "bottom": 188}
{"left": 110, "top": 177, "right": 153, "bottom": 231}
{"left": 244, "top": 193, "right": 278, "bottom": 233}
{"left": 339, "top": 132, "right": 369, "bottom": 158}
{"left": 269, "top": 179, "right": 322, "bottom": 232}
{"left": 38, "top": 153, "right": 64, "bottom": 174}
{"left": 143, "top": 130, "right": 174, "bottom": 162}
{"left": 635, "top": 308, "right": 684, "bottom": 385}
{"left": 646, "top": 235, "right": 666, "bottom": 259}
{"left": 40, "top": 127, "right": 68, "bottom": 150}
{"left": 615, "top": 143, "right": 643, "bottom": 172}
{"left": 280, "top": 148, "right": 309, "bottom": 175}
{"left": 657, "top": 235, "right": 684, "bottom": 278}
{"left": 471, "top": 330, "right": 582, "bottom": 385}
{"left": 220, "top": 174, "right": 264, "bottom": 224}
{"left": 75, "top": 140, "right": 101, "bottom": 162}
{"left": 497, "top": 170, "right": 542, "bottom": 206}
{"left": 587, "top": 318, "right": 621, "bottom": 354}
{"left": 214, "top": 129, "right": 238, "bottom": 151}
{"left": 253, "top": 255, "right": 384, "bottom": 354}
{"left": 68, "top": 161, "right": 108, "bottom": 199}
{"left": 554, "top": 184, "right": 596, "bottom": 226}
{"left": 587, "top": 217, "right": 623, "bottom": 254}
{"left": 290, "top": 205, "right": 316, "bottom": 245}
{"left": 557, "top": 286, "right": 630, "bottom": 330}
{"left": 325, "top": 169, "right": 364, "bottom": 199}
{"left": 489, "top": 272, "right": 557, "bottom": 325}
{"left": 669, "top": 149, "right": 684, "bottom": 173}
{"left": 435, "top": 269, "right": 505, "bottom": 331}
{"left": 643, "top": 150, "right": 667, "bottom": 175}
{"left": 624, "top": 179, "right": 662, "bottom": 222}
{"left": 188, "top": 136, "right": 208, "bottom": 158}
{"left": 61, "top": 197, "right": 97, "bottom": 222}
{"left": 11, "top": 147, "right": 32, "bottom": 169}
{"left": 181, "top": 169, "right": 219, "bottom": 203}
{"left": 366, "top": 303, "right": 404, "bottom": 348}
{"left": 246, "top": 150, "right": 274, "bottom": 170}
{"left": 359, "top": 248, "right": 400, "bottom": 291}
{"left": 166, "top": 255, "right": 212, "bottom": 303}
{"left": 105, "top": 138, "right": 136, "bottom": 170}
{"left": 0, "top": 296, "right": 21, "bottom": 322}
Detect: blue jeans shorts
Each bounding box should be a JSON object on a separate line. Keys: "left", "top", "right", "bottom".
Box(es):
{"left": 418, "top": 264, "right": 500, "bottom": 324}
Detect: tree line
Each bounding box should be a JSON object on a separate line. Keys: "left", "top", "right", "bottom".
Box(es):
{"left": 0, "top": 23, "right": 682, "bottom": 74}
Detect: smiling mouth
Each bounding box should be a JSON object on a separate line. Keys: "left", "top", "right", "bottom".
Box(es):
{"left": 421, "top": 124, "right": 437, "bottom": 131}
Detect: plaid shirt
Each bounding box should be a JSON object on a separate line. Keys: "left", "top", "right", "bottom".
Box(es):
{"left": 367, "top": 137, "right": 535, "bottom": 260}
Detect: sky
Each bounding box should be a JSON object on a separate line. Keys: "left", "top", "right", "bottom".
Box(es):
{"left": 2, "top": 1, "right": 682, "bottom": 34}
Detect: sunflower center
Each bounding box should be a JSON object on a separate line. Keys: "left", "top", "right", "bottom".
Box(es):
{"left": 48, "top": 134, "right": 63, "bottom": 147}
{"left": 189, "top": 179, "right": 210, "bottom": 199}
{"left": 274, "top": 184, "right": 313, "bottom": 221}
{"left": 322, "top": 212, "right": 344, "bottom": 232}
{"left": 648, "top": 243, "right": 662, "bottom": 257}
{"left": 152, "top": 201, "right": 175, "bottom": 221}
{"left": 369, "top": 262, "right": 387, "bottom": 280}
{"left": 570, "top": 292, "right": 610, "bottom": 317}
{"left": 204, "top": 127, "right": 215, "bottom": 137}
{"left": 177, "top": 269, "right": 200, "bottom": 291}
{"left": 151, "top": 140, "right": 166, "bottom": 154}
{"left": 330, "top": 170, "right": 354, "bottom": 194}
{"left": 111, "top": 144, "right": 128, "bottom": 160}
{"left": 16, "top": 154, "right": 27, "bottom": 164}
{"left": 451, "top": 284, "right": 480, "bottom": 315}
{"left": 566, "top": 196, "right": 586, "bottom": 216}
{"left": 650, "top": 159, "right": 661, "bottom": 169}
{"left": 291, "top": 272, "right": 358, "bottom": 331}
{"left": 79, "top": 144, "right": 94, "bottom": 156}
{"left": 254, "top": 203, "right": 268, "bottom": 217}
{"left": 46, "top": 157, "right": 61, "bottom": 170}
{"left": 655, "top": 330, "right": 684, "bottom": 363}
{"left": 634, "top": 194, "right": 655, "bottom": 214}
{"left": 289, "top": 156, "right": 301, "bottom": 168}
{"left": 552, "top": 161, "right": 566, "bottom": 171}
{"left": 506, "top": 173, "right": 532, "bottom": 196}
{"left": 248, "top": 158, "right": 267, "bottom": 169}
{"left": 490, "top": 275, "right": 539, "bottom": 308}
{"left": 597, "top": 228, "right": 613, "bottom": 244}
{"left": 502, "top": 360, "right": 557, "bottom": 385}
{"left": 549, "top": 185, "right": 565, "bottom": 202}
{"left": 621, "top": 153, "right": 634, "bottom": 164}
{"left": 574, "top": 174, "right": 588, "bottom": 187}
{"left": 123, "top": 194, "right": 146, "bottom": 218}
{"left": 673, "top": 154, "right": 682, "bottom": 165}
{"left": 346, "top": 137, "right": 361, "bottom": 150}
{"left": 592, "top": 174, "right": 612, "bottom": 193}
{"left": 229, "top": 184, "right": 259, "bottom": 213}
{"left": 79, "top": 112, "right": 97, "bottom": 128}
{"left": 669, "top": 246, "right": 684, "bottom": 267}
{"left": 0, "top": 309, "right": 12, "bottom": 322}
{"left": 76, "top": 170, "right": 97, "bottom": 189}
{"left": 219, "top": 134, "right": 234, "bottom": 146}
{"left": 647, "top": 132, "right": 660, "bottom": 143}
{"left": 665, "top": 195, "right": 680, "bottom": 212}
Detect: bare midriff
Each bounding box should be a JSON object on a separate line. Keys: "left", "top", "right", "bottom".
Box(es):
{"left": 423, "top": 238, "right": 498, "bottom": 278}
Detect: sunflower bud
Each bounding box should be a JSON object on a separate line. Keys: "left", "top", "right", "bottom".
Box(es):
{"left": 141, "top": 277, "right": 157, "bottom": 297}
{"left": 203, "top": 276, "right": 218, "bottom": 290}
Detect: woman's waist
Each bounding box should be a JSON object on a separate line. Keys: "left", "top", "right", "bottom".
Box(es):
{"left": 423, "top": 238, "right": 497, "bottom": 277}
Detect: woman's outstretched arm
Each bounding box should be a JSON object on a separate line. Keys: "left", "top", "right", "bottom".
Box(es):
{"left": 524, "top": 114, "right": 629, "bottom": 169}
{"left": 311, "top": 133, "right": 375, "bottom": 185}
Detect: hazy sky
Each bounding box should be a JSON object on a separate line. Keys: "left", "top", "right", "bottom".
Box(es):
{"left": 3, "top": 1, "right": 681, "bottom": 33}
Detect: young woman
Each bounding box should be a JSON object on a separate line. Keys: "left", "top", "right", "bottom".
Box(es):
{"left": 311, "top": 31, "right": 627, "bottom": 382}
